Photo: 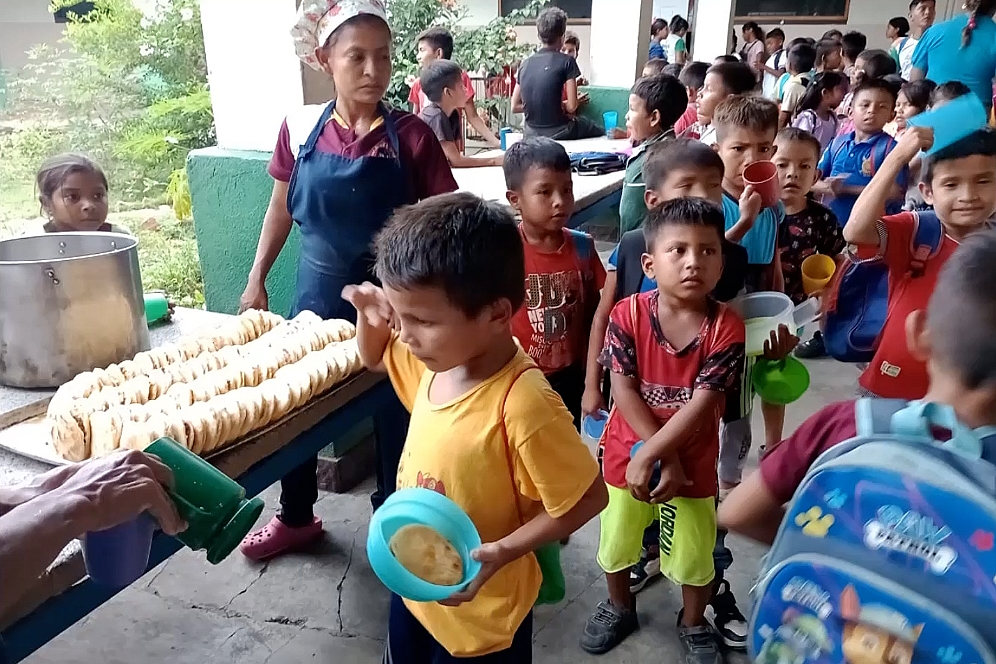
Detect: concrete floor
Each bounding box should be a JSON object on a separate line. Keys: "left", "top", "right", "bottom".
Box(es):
{"left": 24, "top": 356, "right": 861, "bottom": 664}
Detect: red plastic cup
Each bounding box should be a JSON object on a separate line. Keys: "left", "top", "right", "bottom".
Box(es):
{"left": 743, "top": 161, "right": 781, "bottom": 209}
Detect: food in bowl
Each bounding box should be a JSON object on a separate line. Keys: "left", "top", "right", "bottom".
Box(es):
{"left": 388, "top": 524, "right": 463, "bottom": 586}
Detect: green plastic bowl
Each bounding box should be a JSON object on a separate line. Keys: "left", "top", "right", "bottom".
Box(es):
{"left": 752, "top": 357, "right": 810, "bottom": 405}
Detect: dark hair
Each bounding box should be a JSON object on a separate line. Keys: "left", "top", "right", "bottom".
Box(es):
{"left": 790, "top": 37, "right": 817, "bottom": 49}
{"left": 963, "top": 0, "right": 996, "bottom": 47}
{"left": 928, "top": 232, "right": 996, "bottom": 388}
{"left": 36, "top": 153, "right": 108, "bottom": 205}
{"left": 776, "top": 127, "right": 823, "bottom": 159}
{"left": 417, "top": 26, "right": 454, "bottom": 60}
{"left": 816, "top": 39, "right": 841, "bottom": 67}
{"left": 537, "top": 7, "right": 568, "bottom": 45}
{"left": 766, "top": 28, "right": 785, "bottom": 42}
{"left": 632, "top": 74, "right": 688, "bottom": 130}
{"left": 714, "top": 54, "right": 739, "bottom": 64}
{"left": 663, "top": 62, "right": 683, "bottom": 78}
{"left": 889, "top": 16, "right": 911, "bottom": 37}
{"left": 855, "top": 49, "right": 898, "bottom": 82}
{"left": 642, "top": 138, "right": 725, "bottom": 192}
{"left": 910, "top": 0, "right": 936, "bottom": 8}
{"left": 651, "top": 18, "right": 668, "bottom": 36}
{"left": 922, "top": 127, "right": 996, "bottom": 183}
{"left": 900, "top": 79, "right": 937, "bottom": 111}
{"left": 502, "top": 136, "right": 572, "bottom": 190}
{"left": 679, "top": 61, "right": 709, "bottom": 90}
{"left": 787, "top": 43, "right": 817, "bottom": 74}
{"left": 643, "top": 197, "right": 725, "bottom": 251}
{"left": 564, "top": 30, "right": 581, "bottom": 50}
{"left": 932, "top": 80, "right": 972, "bottom": 105}
{"left": 375, "top": 192, "right": 525, "bottom": 316}
{"left": 852, "top": 77, "right": 900, "bottom": 105}
{"left": 742, "top": 21, "right": 764, "bottom": 41}
{"left": 644, "top": 58, "right": 667, "bottom": 75}
{"left": 419, "top": 59, "right": 463, "bottom": 104}
{"left": 822, "top": 29, "right": 844, "bottom": 42}
{"left": 706, "top": 61, "right": 757, "bottom": 95}
{"left": 795, "top": 71, "right": 846, "bottom": 117}
{"left": 670, "top": 15, "right": 689, "bottom": 34}
{"left": 841, "top": 31, "right": 868, "bottom": 61}
{"left": 714, "top": 95, "right": 779, "bottom": 140}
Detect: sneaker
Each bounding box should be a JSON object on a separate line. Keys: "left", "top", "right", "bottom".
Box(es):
{"left": 580, "top": 600, "right": 639, "bottom": 654}
{"left": 705, "top": 579, "right": 748, "bottom": 650}
{"left": 676, "top": 610, "right": 723, "bottom": 664}
{"left": 628, "top": 547, "right": 661, "bottom": 593}
{"left": 795, "top": 331, "right": 826, "bottom": 359}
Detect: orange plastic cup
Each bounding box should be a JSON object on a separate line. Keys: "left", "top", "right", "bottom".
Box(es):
{"left": 743, "top": 161, "right": 781, "bottom": 209}
{"left": 801, "top": 254, "right": 837, "bottom": 295}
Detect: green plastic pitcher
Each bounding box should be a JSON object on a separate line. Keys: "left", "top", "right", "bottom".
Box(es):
{"left": 146, "top": 438, "right": 264, "bottom": 564}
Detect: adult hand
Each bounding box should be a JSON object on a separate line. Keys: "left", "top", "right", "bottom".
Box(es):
{"left": 239, "top": 280, "right": 268, "bottom": 314}
{"left": 581, "top": 385, "right": 607, "bottom": 421}
{"left": 762, "top": 324, "right": 800, "bottom": 361}
{"left": 52, "top": 450, "right": 186, "bottom": 536}
{"left": 650, "top": 458, "right": 690, "bottom": 504}
{"left": 439, "top": 541, "right": 510, "bottom": 606}
{"left": 342, "top": 282, "right": 394, "bottom": 328}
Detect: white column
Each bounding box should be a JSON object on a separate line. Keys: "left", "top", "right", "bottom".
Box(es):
{"left": 589, "top": 0, "right": 654, "bottom": 87}
{"left": 199, "top": 0, "right": 332, "bottom": 152}
{"left": 690, "top": 0, "right": 734, "bottom": 62}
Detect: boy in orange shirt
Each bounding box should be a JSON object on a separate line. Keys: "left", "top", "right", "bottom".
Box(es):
{"left": 344, "top": 191, "right": 607, "bottom": 662}
{"left": 505, "top": 137, "right": 606, "bottom": 427}
{"left": 842, "top": 126, "right": 996, "bottom": 399}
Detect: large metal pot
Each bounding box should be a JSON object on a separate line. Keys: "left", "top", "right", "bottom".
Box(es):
{"left": 0, "top": 232, "right": 150, "bottom": 388}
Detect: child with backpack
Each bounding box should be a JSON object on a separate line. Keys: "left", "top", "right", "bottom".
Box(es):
{"left": 836, "top": 126, "right": 996, "bottom": 398}
{"left": 718, "top": 231, "right": 996, "bottom": 662}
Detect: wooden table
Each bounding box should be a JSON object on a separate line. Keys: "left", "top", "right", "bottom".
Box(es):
{"left": 453, "top": 136, "right": 629, "bottom": 228}
{"left": 0, "top": 308, "right": 392, "bottom": 663}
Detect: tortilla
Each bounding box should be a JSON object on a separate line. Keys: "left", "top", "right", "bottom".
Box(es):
{"left": 388, "top": 524, "right": 463, "bottom": 586}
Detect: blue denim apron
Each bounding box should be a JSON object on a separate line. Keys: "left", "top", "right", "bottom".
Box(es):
{"left": 286, "top": 100, "right": 408, "bottom": 322}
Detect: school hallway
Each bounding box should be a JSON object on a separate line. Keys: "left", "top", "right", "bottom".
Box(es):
{"left": 14, "top": 351, "right": 859, "bottom": 664}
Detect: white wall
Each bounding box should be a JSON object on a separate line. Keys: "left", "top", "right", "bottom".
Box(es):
{"left": 0, "top": 0, "right": 65, "bottom": 72}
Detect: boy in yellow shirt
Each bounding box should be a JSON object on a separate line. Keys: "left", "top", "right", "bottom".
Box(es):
{"left": 342, "top": 191, "right": 608, "bottom": 662}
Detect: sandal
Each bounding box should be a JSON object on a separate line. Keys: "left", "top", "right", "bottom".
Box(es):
{"left": 238, "top": 516, "right": 323, "bottom": 561}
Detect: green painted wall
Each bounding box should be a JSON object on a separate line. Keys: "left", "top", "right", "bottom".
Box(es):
{"left": 579, "top": 85, "right": 631, "bottom": 132}
{"left": 187, "top": 147, "right": 300, "bottom": 316}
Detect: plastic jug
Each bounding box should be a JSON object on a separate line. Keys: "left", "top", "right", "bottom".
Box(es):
{"left": 144, "top": 292, "right": 170, "bottom": 324}
{"left": 729, "top": 292, "right": 820, "bottom": 356}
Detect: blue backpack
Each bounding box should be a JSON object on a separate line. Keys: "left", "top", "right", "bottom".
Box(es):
{"left": 749, "top": 399, "right": 996, "bottom": 664}
{"left": 822, "top": 210, "right": 943, "bottom": 363}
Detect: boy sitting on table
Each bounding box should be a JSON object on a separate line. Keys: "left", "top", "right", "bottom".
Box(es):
{"left": 343, "top": 191, "right": 607, "bottom": 663}
{"left": 419, "top": 60, "right": 504, "bottom": 168}
{"left": 512, "top": 7, "right": 604, "bottom": 140}
{"left": 408, "top": 26, "right": 500, "bottom": 149}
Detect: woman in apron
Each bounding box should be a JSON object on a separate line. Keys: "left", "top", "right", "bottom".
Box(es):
{"left": 237, "top": 0, "right": 458, "bottom": 561}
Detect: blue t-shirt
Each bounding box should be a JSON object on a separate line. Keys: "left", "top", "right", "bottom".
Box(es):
{"left": 818, "top": 131, "right": 907, "bottom": 225}
{"left": 649, "top": 40, "right": 666, "bottom": 61}
{"left": 721, "top": 193, "right": 783, "bottom": 265}
{"left": 911, "top": 14, "right": 996, "bottom": 110}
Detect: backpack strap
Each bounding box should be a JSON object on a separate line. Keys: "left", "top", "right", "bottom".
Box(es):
{"left": 773, "top": 49, "right": 783, "bottom": 71}
{"left": 855, "top": 397, "right": 913, "bottom": 436}
{"left": 909, "top": 210, "right": 945, "bottom": 277}
{"left": 499, "top": 366, "right": 540, "bottom": 527}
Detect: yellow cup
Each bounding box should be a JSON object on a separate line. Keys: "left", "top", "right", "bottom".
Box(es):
{"left": 801, "top": 254, "right": 836, "bottom": 295}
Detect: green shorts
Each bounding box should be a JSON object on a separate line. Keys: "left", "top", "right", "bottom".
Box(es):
{"left": 598, "top": 485, "right": 717, "bottom": 587}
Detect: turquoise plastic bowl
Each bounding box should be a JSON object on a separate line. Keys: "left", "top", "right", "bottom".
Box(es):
{"left": 366, "top": 488, "right": 482, "bottom": 602}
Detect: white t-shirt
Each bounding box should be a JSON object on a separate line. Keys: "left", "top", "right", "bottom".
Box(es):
{"left": 664, "top": 33, "right": 686, "bottom": 62}
{"left": 898, "top": 37, "right": 919, "bottom": 79}
{"left": 762, "top": 49, "right": 785, "bottom": 99}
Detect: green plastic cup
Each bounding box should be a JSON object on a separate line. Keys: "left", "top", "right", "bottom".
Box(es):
{"left": 145, "top": 437, "right": 264, "bottom": 564}
{"left": 752, "top": 357, "right": 811, "bottom": 405}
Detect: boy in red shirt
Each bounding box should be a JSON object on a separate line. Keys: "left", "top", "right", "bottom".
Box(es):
{"left": 719, "top": 231, "right": 996, "bottom": 545}
{"left": 408, "top": 27, "right": 500, "bottom": 149}
{"left": 580, "top": 198, "right": 745, "bottom": 662}
{"left": 842, "top": 126, "right": 996, "bottom": 399}
{"left": 505, "top": 137, "right": 606, "bottom": 427}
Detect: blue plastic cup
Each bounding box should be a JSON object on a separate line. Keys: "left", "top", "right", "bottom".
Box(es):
{"left": 602, "top": 111, "right": 619, "bottom": 136}
{"left": 908, "top": 93, "right": 988, "bottom": 155}
{"left": 500, "top": 127, "right": 511, "bottom": 150}
{"left": 629, "top": 441, "right": 660, "bottom": 496}
{"left": 82, "top": 514, "right": 155, "bottom": 587}
{"left": 581, "top": 410, "right": 609, "bottom": 443}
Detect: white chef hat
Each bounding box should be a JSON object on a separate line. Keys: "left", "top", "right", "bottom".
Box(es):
{"left": 291, "top": 0, "right": 389, "bottom": 71}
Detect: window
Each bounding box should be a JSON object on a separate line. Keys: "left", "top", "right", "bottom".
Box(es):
{"left": 735, "top": 0, "right": 849, "bottom": 23}
{"left": 500, "top": 0, "right": 593, "bottom": 22}
{"left": 54, "top": 1, "right": 97, "bottom": 23}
